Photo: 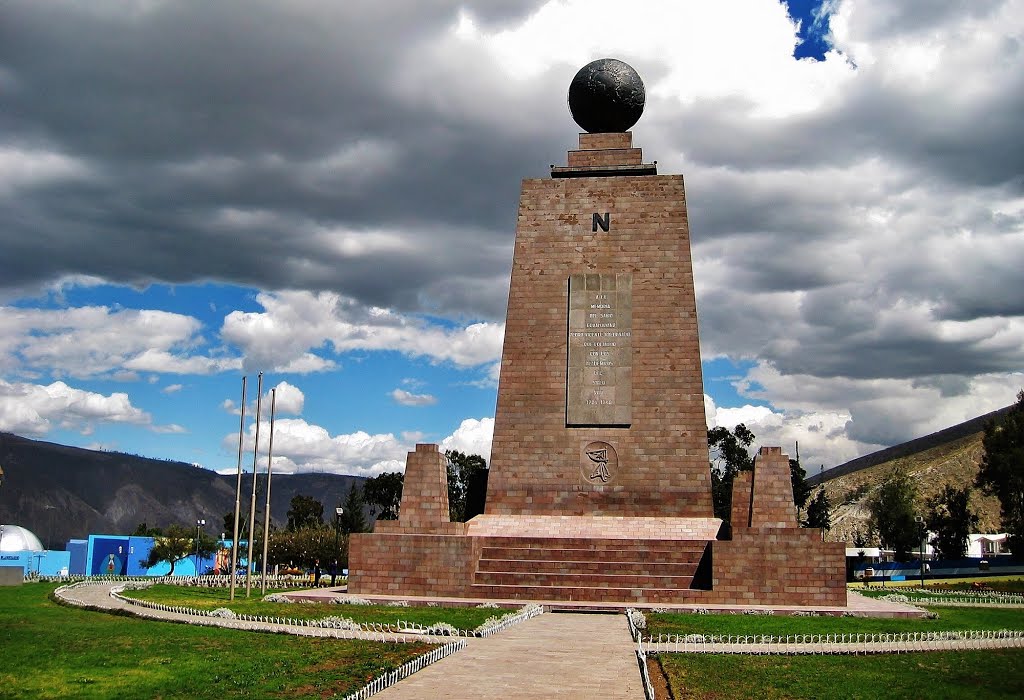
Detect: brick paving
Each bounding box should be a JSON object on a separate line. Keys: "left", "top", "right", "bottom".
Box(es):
{"left": 372, "top": 612, "right": 644, "bottom": 700}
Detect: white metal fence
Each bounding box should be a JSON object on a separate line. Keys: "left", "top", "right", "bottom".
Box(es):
{"left": 342, "top": 640, "right": 467, "bottom": 700}
{"left": 639, "top": 629, "right": 1024, "bottom": 655}
{"left": 30, "top": 573, "right": 312, "bottom": 588}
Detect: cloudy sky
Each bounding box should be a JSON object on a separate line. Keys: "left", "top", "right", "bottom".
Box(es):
{"left": 1, "top": 0, "right": 1022, "bottom": 477}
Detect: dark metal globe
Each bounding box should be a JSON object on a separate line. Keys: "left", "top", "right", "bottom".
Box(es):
{"left": 568, "top": 58, "right": 645, "bottom": 133}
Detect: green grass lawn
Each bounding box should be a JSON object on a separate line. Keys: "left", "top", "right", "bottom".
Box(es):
{"left": 658, "top": 649, "right": 1024, "bottom": 699}
{"left": 646, "top": 605, "right": 1024, "bottom": 637}
{"left": 123, "top": 583, "right": 503, "bottom": 630}
{"left": 1, "top": 583, "right": 434, "bottom": 699}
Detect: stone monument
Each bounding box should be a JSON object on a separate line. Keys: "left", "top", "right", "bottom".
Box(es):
{"left": 349, "top": 59, "right": 846, "bottom": 606}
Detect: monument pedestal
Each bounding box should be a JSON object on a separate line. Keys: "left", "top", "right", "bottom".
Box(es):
{"left": 349, "top": 132, "right": 846, "bottom": 607}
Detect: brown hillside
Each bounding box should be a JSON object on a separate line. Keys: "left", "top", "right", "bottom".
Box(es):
{"left": 817, "top": 430, "right": 1003, "bottom": 545}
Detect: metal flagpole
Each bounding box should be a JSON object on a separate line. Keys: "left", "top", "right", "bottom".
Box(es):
{"left": 245, "top": 371, "right": 264, "bottom": 597}
{"left": 228, "top": 376, "right": 247, "bottom": 601}
{"left": 260, "top": 388, "right": 277, "bottom": 594}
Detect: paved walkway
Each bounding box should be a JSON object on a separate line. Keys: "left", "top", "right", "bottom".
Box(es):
{"left": 373, "top": 612, "right": 644, "bottom": 700}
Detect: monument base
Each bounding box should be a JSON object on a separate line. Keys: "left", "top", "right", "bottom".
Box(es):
{"left": 347, "top": 445, "right": 847, "bottom": 607}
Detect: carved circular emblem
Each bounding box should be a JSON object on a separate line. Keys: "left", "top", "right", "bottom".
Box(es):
{"left": 581, "top": 441, "right": 617, "bottom": 485}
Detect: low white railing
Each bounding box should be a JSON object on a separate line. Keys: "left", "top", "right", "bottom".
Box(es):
{"left": 866, "top": 588, "right": 1024, "bottom": 606}
{"left": 29, "top": 573, "right": 319, "bottom": 588}
{"left": 635, "top": 648, "right": 656, "bottom": 700}
{"left": 342, "top": 640, "right": 467, "bottom": 700}
{"left": 639, "top": 629, "right": 1024, "bottom": 655}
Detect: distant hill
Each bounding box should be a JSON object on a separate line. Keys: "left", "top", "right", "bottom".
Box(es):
{"left": 806, "top": 407, "right": 1014, "bottom": 545}
{"left": 0, "top": 432, "right": 366, "bottom": 549}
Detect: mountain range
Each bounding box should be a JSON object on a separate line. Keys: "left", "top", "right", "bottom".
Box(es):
{"left": 1, "top": 401, "right": 1015, "bottom": 550}
{"left": 0, "top": 432, "right": 364, "bottom": 549}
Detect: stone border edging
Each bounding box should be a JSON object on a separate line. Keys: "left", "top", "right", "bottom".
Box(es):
{"left": 53, "top": 581, "right": 454, "bottom": 644}
{"left": 107, "top": 581, "right": 544, "bottom": 639}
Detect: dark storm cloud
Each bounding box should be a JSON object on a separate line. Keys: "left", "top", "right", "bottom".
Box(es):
{"left": 0, "top": 0, "right": 554, "bottom": 318}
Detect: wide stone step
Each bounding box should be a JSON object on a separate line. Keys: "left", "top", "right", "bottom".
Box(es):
{"left": 470, "top": 582, "right": 710, "bottom": 604}
{"left": 476, "top": 558, "right": 698, "bottom": 576}
{"left": 479, "top": 546, "right": 704, "bottom": 564}
{"left": 479, "top": 536, "right": 708, "bottom": 553}
{"left": 475, "top": 570, "right": 696, "bottom": 589}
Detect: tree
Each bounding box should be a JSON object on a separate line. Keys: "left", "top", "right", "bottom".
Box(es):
{"left": 141, "top": 524, "right": 216, "bottom": 576}
{"left": 445, "top": 451, "right": 488, "bottom": 522}
{"left": 133, "top": 522, "right": 162, "bottom": 537}
{"left": 803, "top": 488, "right": 831, "bottom": 533}
{"left": 925, "top": 483, "right": 979, "bottom": 560}
{"left": 339, "top": 483, "right": 367, "bottom": 534}
{"left": 708, "top": 424, "right": 755, "bottom": 527}
{"left": 363, "top": 471, "right": 404, "bottom": 521}
{"left": 790, "top": 459, "right": 811, "bottom": 514}
{"left": 867, "top": 467, "right": 920, "bottom": 561}
{"left": 286, "top": 494, "right": 324, "bottom": 531}
{"left": 267, "top": 525, "right": 342, "bottom": 570}
{"left": 977, "top": 390, "right": 1024, "bottom": 556}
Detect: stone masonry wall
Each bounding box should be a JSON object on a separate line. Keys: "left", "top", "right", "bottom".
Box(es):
{"left": 347, "top": 533, "right": 479, "bottom": 598}
{"left": 711, "top": 531, "right": 848, "bottom": 606}
{"left": 487, "top": 132, "right": 711, "bottom": 518}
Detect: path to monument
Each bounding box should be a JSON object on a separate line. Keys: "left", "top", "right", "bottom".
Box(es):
{"left": 372, "top": 611, "right": 644, "bottom": 700}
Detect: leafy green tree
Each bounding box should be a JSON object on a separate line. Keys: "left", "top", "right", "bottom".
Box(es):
{"left": 925, "top": 483, "right": 979, "bottom": 560}
{"left": 867, "top": 467, "right": 920, "bottom": 561}
{"left": 790, "top": 458, "right": 811, "bottom": 514}
{"left": 803, "top": 488, "right": 831, "bottom": 532}
{"left": 708, "top": 424, "right": 755, "bottom": 527}
{"left": 977, "top": 390, "right": 1024, "bottom": 556}
{"left": 363, "top": 471, "right": 404, "bottom": 521}
{"left": 286, "top": 494, "right": 324, "bottom": 531}
{"left": 267, "top": 525, "right": 342, "bottom": 570}
{"left": 445, "top": 451, "right": 488, "bottom": 522}
{"left": 140, "top": 524, "right": 216, "bottom": 576}
{"left": 133, "top": 522, "right": 162, "bottom": 537}
{"left": 339, "top": 483, "right": 367, "bottom": 534}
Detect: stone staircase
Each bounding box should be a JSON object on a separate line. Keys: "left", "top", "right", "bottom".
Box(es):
{"left": 471, "top": 536, "right": 712, "bottom": 603}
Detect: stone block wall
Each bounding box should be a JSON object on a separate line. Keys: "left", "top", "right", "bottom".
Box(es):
{"left": 487, "top": 132, "right": 711, "bottom": 518}
{"left": 375, "top": 443, "right": 456, "bottom": 534}
{"left": 749, "top": 446, "right": 799, "bottom": 529}
{"left": 347, "top": 533, "right": 479, "bottom": 598}
{"left": 711, "top": 530, "right": 847, "bottom": 606}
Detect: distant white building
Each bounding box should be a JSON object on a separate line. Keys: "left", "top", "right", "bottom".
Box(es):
{"left": 968, "top": 533, "right": 1008, "bottom": 558}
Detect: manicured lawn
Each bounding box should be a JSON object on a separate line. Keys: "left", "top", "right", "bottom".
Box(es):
{"left": 658, "top": 649, "right": 1024, "bottom": 699}
{"left": 646, "top": 606, "right": 1024, "bottom": 637}
{"left": 0, "top": 583, "right": 433, "bottom": 699}
{"left": 124, "top": 583, "right": 503, "bottom": 630}
{"left": 933, "top": 578, "right": 1024, "bottom": 593}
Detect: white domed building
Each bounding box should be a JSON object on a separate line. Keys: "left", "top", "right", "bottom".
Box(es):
{"left": 0, "top": 525, "right": 44, "bottom": 552}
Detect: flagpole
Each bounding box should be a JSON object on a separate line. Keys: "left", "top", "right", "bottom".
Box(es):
{"left": 245, "top": 371, "right": 263, "bottom": 597}
{"left": 260, "top": 387, "right": 277, "bottom": 594}
{"left": 228, "top": 376, "right": 246, "bottom": 602}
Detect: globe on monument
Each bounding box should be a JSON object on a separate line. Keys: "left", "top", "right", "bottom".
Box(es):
{"left": 568, "top": 58, "right": 646, "bottom": 133}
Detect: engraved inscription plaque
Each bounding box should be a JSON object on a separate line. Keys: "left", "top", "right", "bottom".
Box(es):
{"left": 567, "top": 273, "right": 632, "bottom": 426}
